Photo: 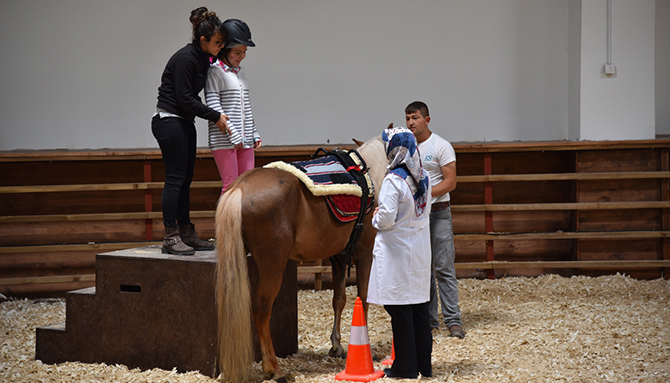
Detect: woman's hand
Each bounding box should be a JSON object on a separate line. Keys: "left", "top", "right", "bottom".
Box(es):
{"left": 216, "top": 114, "right": 231, "bottom": 135}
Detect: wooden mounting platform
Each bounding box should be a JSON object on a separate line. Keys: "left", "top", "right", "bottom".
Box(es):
{"left": 35, "top": 245, "right": 298, "bottom": 377}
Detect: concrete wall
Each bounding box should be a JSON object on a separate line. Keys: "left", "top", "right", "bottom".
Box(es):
{"left": 0, "top": 0, "right": 667, "bottom": 150}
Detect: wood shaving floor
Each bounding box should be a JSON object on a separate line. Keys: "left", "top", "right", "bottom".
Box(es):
{"left": 2, "top": 274, "right": 668, "bottom": 382}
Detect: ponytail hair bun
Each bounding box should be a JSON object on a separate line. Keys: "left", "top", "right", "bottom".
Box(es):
{"left": 189, "top": 7, "right": 222, "bottom": 43}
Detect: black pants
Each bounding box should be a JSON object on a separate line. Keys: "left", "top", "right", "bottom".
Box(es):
{"left": 151, "top": 115, "right": 196, "bottom": 228}
{"left": 384, "top": 301, "right": 432, "bottom": 378}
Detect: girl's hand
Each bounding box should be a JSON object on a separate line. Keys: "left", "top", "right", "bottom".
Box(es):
{"left": 373, "top": 207, "right": 379, "bottom": 216}
{"left": 254, "top": 139, "right": 262, "bottom": 149}
{"left": 234, "top": 142, "right": 244, "bottom": 149}
{"left": 216, "top": 114, "right": 232, "bottom": 135}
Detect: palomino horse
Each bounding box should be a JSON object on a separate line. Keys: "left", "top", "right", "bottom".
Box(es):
{"left": 215, "top": 136, "right": 387, "bottom": 382}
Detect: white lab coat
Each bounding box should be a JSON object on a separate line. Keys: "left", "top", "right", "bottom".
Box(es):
{"left": 367, "top": 173, "right": 432, "bottom": 306}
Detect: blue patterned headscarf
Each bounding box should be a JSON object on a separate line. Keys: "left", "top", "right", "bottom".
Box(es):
{"left": 382, "top": 127, "right": 429, "bottom": 216}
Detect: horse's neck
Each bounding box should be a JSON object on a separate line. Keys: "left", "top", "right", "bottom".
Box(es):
{"left": 359, "top": 137, "right": 386, "bottom": 200}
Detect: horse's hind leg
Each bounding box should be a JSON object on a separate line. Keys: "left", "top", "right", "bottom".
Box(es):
{"left": 328, "top": 257, "right": 347, "bottom": 358}
{"left": 251, "top": 257, "right": 289, "bottom": 382}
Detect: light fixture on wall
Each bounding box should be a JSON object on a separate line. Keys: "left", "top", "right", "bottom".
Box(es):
{"left": 604, "top": 0, "right": 616, "bottom": 77}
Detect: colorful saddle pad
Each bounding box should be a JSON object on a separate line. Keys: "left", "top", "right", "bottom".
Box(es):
{"left": 264, "top": 154, "right": 374, "bottom": 222}
{"left": 264, "top": 155, "right": 370, "bottom": 197}
{"left": 325, "top": 194, "right": 375, "bottom": 223}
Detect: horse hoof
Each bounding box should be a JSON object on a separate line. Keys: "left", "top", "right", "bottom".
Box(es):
{"left": 328, "top": 347, "right": 346, "bottom": 359}
{"left": 275, "top": 373, "right": 294, "bottom": 383}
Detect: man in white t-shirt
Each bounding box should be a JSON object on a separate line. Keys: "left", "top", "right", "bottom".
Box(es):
{"left": 405, "top": 101, "right": 465, "bottom": 338}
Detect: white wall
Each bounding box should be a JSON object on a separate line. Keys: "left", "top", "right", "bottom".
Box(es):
{"left": 568, "top": 0, "right": 582, "bottom": 141}
{"left": 657, "top": 0, "right": 670, "bottom": 136}
{"left": 0, "top": 0, "right": 666, "bottom": 151}
{"left": 578, "top": 0, "right": 655, "bottom": 141}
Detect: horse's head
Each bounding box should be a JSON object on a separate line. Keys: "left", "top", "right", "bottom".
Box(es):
{"left": 352, "top": 124, "right": 393, "bottom": 147}
{"left": 355, "top": 131, "right": 389, "bottom": 201}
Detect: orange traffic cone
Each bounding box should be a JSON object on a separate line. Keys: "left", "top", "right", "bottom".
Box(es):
{"left": 381, "top": 338, "right": 395, "bottom": 366}
{"left": 335, "top": 297, "right": 385, "bottom": 382}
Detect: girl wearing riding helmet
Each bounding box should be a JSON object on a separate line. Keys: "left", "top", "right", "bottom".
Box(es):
{"left": 152, "top": 7, "right": 231, "bottom": 255}
{"left": 205, "top": 19, "right": 261, "bottom": 194}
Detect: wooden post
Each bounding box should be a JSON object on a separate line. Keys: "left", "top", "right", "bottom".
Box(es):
{"left": 144, "top": 161, "right": 153, "bottom": 241}
{"left": 661, "top": 150, "right": 669, "bottom": 279}
{"left": 572, "top": 151, "right": 581, "bottom": 276}
{"left": 484, "top": 154, "right": 495, "bottom": 279}
{"left": 314, "top": 259, "right": 323, "bottom": 291}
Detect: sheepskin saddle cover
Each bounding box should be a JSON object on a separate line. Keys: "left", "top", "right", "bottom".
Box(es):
{"left": 264, "top": 155, "right": 374, "bottom": 222}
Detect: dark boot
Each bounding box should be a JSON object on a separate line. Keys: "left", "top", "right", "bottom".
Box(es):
{"left": 179, "top": 223, "right": 215, "bottom": 251}
{"left": 162, "top": 226, "right": 195, "bottom": 255}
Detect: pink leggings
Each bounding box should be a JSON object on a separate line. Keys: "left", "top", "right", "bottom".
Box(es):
{"left": 212, "top": 148, "right": 255, "bottom": 194}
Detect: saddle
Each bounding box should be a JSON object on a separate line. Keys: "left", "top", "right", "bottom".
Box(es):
{"left": 263, "top": 150, "right": 375, "bottom": 222}
{"left": 264, "top": 147, "right": 375, "bottom": 273}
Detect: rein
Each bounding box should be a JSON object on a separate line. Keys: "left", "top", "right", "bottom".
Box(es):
{"left": 311, "top": 147, "right": 374, "bottom": 276}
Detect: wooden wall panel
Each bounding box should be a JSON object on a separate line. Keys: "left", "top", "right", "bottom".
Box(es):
{"left": 577, "top": 179, "right": 660, "bottom": 203}
{"left": 2, "top": 190, "right": 147, "bottom": 216}
{"left": 148, "top": 218, "right": 216, "bottom": 240}
{"left": 493, "top": 240, "right": 572, "bottom": 262}
{"left": 490, "top": 238, "right": 574, "bottom": 278}
{"left": 450, "top": 183, "right": 485, "bottom": 205}
{"left": 2, "top": 140, "right": 669, "bottom": 295}
{"left": 454, "top": 153, "right": 486, "bottom": 176}
{"left": 491, "top": 151, "right": 574, "bottom": 175}
{"left": 1, "top": 160, "right": 149, "bottom": 186}
{"left": 0, "top": 220, "right": 149, "bottom": 246}
{"left": 454, "top": 241, "right": 488, "bottom": 279}
{"left": 4, "top": 281, "right": 95, "bottom": 296}
{"left": 0, "top": 251, "right": 95, "bottom": 271}
{"left": 579, "top": 210, "right": 661, "bottom": 232}
{"left": 492, "top": 181, "right": 573, "bottom": 204}
{"left": 577, "top": 149, "right": 659, "bottom": 172}
{"left": 188, "top": 189, "right": 221, "bottom": 211}
{"left": 491, "top": 211, "right": 571, "bottom": 233}
{"left": 191, "top": 158, "right": 222, "bottom": 181}
{"left": 452, "top": 212, "right": 486, "bottom": 234}
{"left": 454, "top": 240, "right": 487, "bottom": 261}
{"left": 1, "top": 249, "right": 97, "bottom": 295}
{"left": 578, "top": 239, "right": 662, "bottom": 279}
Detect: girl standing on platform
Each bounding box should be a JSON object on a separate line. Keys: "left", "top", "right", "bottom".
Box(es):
{"left": 152, "top": 7, "right": 231, "bottom": 255}
{"left": 205, "top": 19, "right": 261, "bottom": 194}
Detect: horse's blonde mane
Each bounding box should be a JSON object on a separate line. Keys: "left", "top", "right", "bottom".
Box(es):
{"left": 357, "top": 136, "right": 386, "bottom": 200}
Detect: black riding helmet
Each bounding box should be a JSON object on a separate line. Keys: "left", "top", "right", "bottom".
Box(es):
{"left": 223, "top": 19, "right": 255, "bottom": 48}
{"left": 218, "top": 19, "right": 255, "bottom": 66}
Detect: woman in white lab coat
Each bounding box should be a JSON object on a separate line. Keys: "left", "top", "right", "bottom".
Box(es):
{"left": 368, "top": 126, "right": 432, "bottom": 379}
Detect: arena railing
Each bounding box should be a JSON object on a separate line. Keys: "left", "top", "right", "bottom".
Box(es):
{"left": 2, "top": 140, "right": 670, "bottom": 293}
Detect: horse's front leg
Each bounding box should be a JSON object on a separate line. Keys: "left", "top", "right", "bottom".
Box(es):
{"left": 328, "top": 259, "right": 347, "bottom": 358}
{"left": 354, "top": 250, "right": 379, "bottom": 361}
{"left": 252, "top": 271, "right": 288, "bottom": 382}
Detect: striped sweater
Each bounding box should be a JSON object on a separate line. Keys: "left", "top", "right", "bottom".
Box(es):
{"left": 204, "top": 62, "right": 260, "bottom": 150}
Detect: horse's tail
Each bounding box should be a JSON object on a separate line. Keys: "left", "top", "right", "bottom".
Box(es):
{"left": 215, "top": 188, "right": 254, "bottom": 383}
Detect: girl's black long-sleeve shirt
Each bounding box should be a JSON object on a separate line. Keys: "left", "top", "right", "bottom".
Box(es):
{"left": 156, "top": 42, "right": 221, "bottom": 123}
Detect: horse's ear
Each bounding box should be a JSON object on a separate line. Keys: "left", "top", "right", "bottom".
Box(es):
{"left": 352, "top": 138, "right": 365, "bottom": 146}
{"left": 387, "top": 123, "right": 393, "bottom": 129}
